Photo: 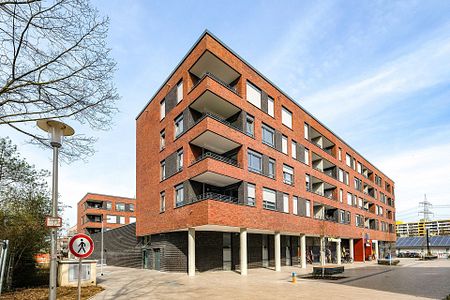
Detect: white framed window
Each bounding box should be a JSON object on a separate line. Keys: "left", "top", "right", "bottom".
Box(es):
{"left": 246, "top": 115, "right": 254, "bottom": 137}
{"left": 346, "top": 153, "right": 351, "bottom": 167}
{"left": 116, "top": 203, "right": 125, "bottom": 211}
{"left": 293, "top": 196, "right": 298, "bottom": 215}
{"left": 281, "top": 107, "right": 292, "bottom": 128}
{"left": 177, "top": 149, "right": 183, "bottom": 171}
{"left": 358, "top": 197, "right": 363, "bottom": 208}
{"left": 268, "top": 96, "right": 274, "bottom": 117}
{"left": 282, "top": 135, "right": 288, "bottom": 154}
{"left": 129, "top": 204, "right": 135, "bottom": 212}
{"left": 160, "top": 191, "right": 165, "bottom": 212}
{"left": 129, "top": 217, "right": 136, "bottom": 223}
{"left": 160, "top": 130, "right": 165, "bottom": 150}
{"left": 304, "top": 123, "right": 309, "bottom": 140}
{"left": 106, "top": 201, "right": 112, "bottom": 210}
{"left": 338, "top": 169, "right": 344, "bottom": 182}
{"left": 283, "top": 194, "right": 289, "bottom": 213}
{"left": 160, "top": 160, "right": 166, "bottom": 180}
{"left": 175, "top": 184, "right": 184, "bottom": 207}
{"left": 246, "top": 81, "right": 261, "bottom": 108}
{"left": 379, "top": 206, "right": 383, "bottom": 215}
{"left": 247, "top": 183, "right": 256, "bottom": 206}
{"left": 305, "top": 174, "right": 311, "bottom": 191}
{"left": 263, "top": 188, "right": 276, "bottom": 210}
{"left": 304, "top": 148, "right": 309, "bottom": 165}
{"left": 305, "top": 200, "right": 311, "bottom": 217}
{"left": 106, "top": 215, "right": 116, "bottom": 224}
{"left": 352, "top": 158, "right": 356, "bottom": 170}
{"left": 347, "top": 192, "right": 353, "bottom": 205}
{"left": 338, "top": 148, "right": 342, "bottom": 161}
{"left": 357, "top": 162, "right": 362, "bottom": 174}
{"left": 119, "top": 216, "right": 125, "bottom": 224}
{"left": 174, "top": 114, "right": 184, "bottom": 138}
{"left": 262, "top": 124, "right": 275, "bottom": 147}
{"left": 291, "top": 141, "right": 297, "bottom": 159}
{"left": 345, "top": 172, "right": 349, "bottom": 185}
{"left": 177, "top": 81, "right": 183, "bottom": 103}
{"left": 339, "top": 189, "right": 343, "bottom": 202}
{"left": 160, "top": 100, "right": 165, "bottom": 120}
{"left": 248, "top": 150, "right": 262, "bottom": 173}
{"left": 268, "top": 158, "right": 275, "bottom": 178}
{"left": 283, "top": 164, "right": 294, "bottom": 185}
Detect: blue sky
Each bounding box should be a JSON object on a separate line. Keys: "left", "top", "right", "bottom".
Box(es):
{"left": 2, "top": 0, "right": 450, "bottom": 226}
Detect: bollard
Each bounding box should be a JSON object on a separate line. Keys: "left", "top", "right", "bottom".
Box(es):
{"left": 291, "top": 272, "right": 297, "bottom": 284}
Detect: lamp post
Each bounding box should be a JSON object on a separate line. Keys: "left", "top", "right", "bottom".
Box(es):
{"left": 37, "top": 120, "right": 74, "bottom": 300}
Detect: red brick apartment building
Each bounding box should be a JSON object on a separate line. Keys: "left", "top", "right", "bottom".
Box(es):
{"left": 77, "top": 193, "right": 136, "bottom": 234}
{"left": 136, "top": 31, "right": 396, "bottom": 275}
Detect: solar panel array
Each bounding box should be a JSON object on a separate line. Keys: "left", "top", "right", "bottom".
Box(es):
{"left": 396, "top": 236, "right": 450, "bottom": 248}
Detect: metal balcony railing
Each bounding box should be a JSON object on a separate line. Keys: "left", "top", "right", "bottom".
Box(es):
{"left": 197, "top": 111, "right": 243, "bottom": 133}
{"left": 204, "top": 72, "right": 238, "bottom": 94}
{"left": 191, "top": 192, "right": 239, "bottom": 204}
{"left": 191, "top": 151, "right": 239, "bottom": 167}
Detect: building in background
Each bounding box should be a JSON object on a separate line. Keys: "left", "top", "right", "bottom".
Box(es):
{"left": 396, "top": 236, "right": 450, "bottom": 258}
{"left": 136, "top": 30, "right": 396, "bottom": 275}
{"left": 396, "top": 219, "right": 450, "bottom": 237}
{"left": 77, "top": 193, "right": 136, "bottom": 234}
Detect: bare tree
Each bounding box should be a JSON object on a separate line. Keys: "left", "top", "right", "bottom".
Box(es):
{"left": 0, "top": 0, "right": 118, "bottom": 161}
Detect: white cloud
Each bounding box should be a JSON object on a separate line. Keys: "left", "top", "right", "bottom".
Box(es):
{"left": 377, "top": 143, "right": 450, "bottom": 221}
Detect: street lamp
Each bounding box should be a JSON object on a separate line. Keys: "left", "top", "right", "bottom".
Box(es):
{"left": 37, "top": 120, "right": 74, "bottom": 300}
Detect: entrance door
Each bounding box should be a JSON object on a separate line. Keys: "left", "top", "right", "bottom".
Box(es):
{"left": 223, "top": 233, "right": 232, "bottom": 270}
{"left": 262, "top": 235, "right": 269, "bottom": 267}
{"left": 286, "top": 237, "right": 291, "bottom": 266}
{"left": 153, "top": 248, "right": 161, "bottom": 271}
{"left": 143, "top": 250, "right": 149, "bottom": 269}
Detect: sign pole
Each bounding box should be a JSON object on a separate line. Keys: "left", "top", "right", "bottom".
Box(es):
{"left": 101, "top": 216, "right": 104, "bottom": 276}
{"left": 77, "top": 258, "right": 82, "bottom": 300}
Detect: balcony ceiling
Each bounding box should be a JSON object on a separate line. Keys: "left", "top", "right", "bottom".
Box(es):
{"left": 190, "top": 91, "right": 240, "bottom": 119}
{"left": 191, "top": 171, "right": 240, "bottom": 187}
{"left": 190, "top": 131, "right": 240, "bottom": 154}
{"left": 190, "top": 51, "right": 240, "bottom": 84}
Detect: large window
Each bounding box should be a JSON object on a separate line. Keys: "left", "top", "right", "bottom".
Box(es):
{"left": 248, "top": 150, "right": 262, "bottom": 173}
{"left": 347, "top": 192, "right": 352, "bottom": 206}
{"left": 177, "top": 81, "right": 183, "bottom": 103}
{"left": 247, "top": 183, "right": 256, "bottom": 206}
{"left": 177, "top": 149, "right": 183, "bottom": 171}
{"left": 160, "top": 191, "right": 166, "bottom": 212}
{"left": 345, "top": 172, "right": 349, "bottom": 185}
{"left": 174, "top": 114, "right": 184, "bottom": 138}
{"left": 246, "top": 81, "right": 261, "bottom": 108}
{"left": 283, "top": 194, "right": 289, "bottom": 213}
{"left": 283, "top": 164, "right": 294, "bottom": 185}
{"left": 357, "top": 162, "right": 362, "bottom": 174}
{"left": 268, "top": 158, "right": 276, "bottom": 178}
{"left": 106, "top": 215, "right": 116, "bottom": 224}
{"left": 304, "top": 148, "right": 309, "bottom": 165}
{"left": 339, "top": 189, "right": 343, "bottom": 202}
{"left": 338, "top": 168, "right": 344, "bottom": 182}
{"left": 304, "top": 123, "right": 310, "bottom": 140}
{"left": 160, "top": 130, "right": 165, "bottom": 150}
{"left": 116, "top": 202, "right": 125, "bottom": 211}
{"left": 293, "top": 196, "right": 298, "bottom": 215}
{"left": 346, "top": 153, "right": 352, "bottom": 167}
{"left": 282, "top": 135, "right": 288, "bottom": 154}
{"left": 291, "top": 141, "right": 297, "bottom": 159}
{"left": 262, "top": 124, "right": 275, "bottom": 147}
{"left": 246, "top": 115, "right": 254, "bottom": 137}
{"left": 282, "top": 107, "right": 292, "bottom": 129}
{"left": 263, "top": 188, "right": 276, "bottom": 210}
{"left": 268, "top": 96, "right": 274, "bottom": 117}
{"left": 160, "top": 100, "right": 165, "bottom": 120}
{"left": 305, "top": 174, "right": 311, "bottom": 191}
{"left": 129, "top": 217, "right": 136, "bottom": 223}
{"left": 106, "top": 201, "right": 112, "bottom": 210}
{"left": 305, "top": 200, "right": 311, "bottom": 217}
{"left": 175, "top": 184, "right": 184, "bottom": 207}
{"left": 129, "top": 204, "right": 135, "bottom": 212}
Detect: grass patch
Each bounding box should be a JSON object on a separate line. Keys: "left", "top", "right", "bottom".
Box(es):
{"left": 0, "top": 286, "right": 104, "bottom": 300}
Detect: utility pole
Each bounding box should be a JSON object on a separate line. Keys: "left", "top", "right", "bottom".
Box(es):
{"left": 426, "top": 229, "right": 431, "bottom": 256}
{"left": 418, "top": 194, "right": 434, "bottom": 221}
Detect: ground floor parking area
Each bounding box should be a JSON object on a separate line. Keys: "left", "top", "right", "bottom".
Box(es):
{"left": 93, "top": 258, "right": 450, "bottom": 299}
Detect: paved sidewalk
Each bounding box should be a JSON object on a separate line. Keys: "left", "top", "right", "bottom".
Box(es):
{"left": 92, "top": 259, "right": 449, "bottom": 299}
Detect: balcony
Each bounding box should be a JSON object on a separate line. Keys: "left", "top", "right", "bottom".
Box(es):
{"left": 309, "top": 176, "right": 337, "bottom": 200}
{"left": 85, "top": 200, "right": 103, "bottom": 210}
{"left": 190, "top": 130, "right": 241, "bottom": 157}
{"left": 85, "top": 214, "right": 102, "bottom": 223}
{"left": 190, "top": 51, "right": 241, "bottom": 95}
{"left": 362, "top": 165, "right": 373, "bottom": 181}
{"left": 190, "top": 90, "right": 241, "bottom": 120}
{"left": 309, "top": 126, "right": 335, "bottom": 157}
{"left": 363, "top": 183, "right": 375, "bottom": 198}
{"left": 191, "top": 151, "right": 239, "bottom": 168}
{"left": 313, "top": 203, "right": 338, "bottom": 222}
{"left": 186, "top": 178, "right": 244, "bottom": 206}
{"left": 312, "top": 152, "right": 337, "bottom": 180}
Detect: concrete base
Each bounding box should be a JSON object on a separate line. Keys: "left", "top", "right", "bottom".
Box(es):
{"left": 422, "top": 255, "right": 438, "bottom": 260}
{"left": 312, "top": 265, "right": 344, "bottom": 276}
{"left": 378, "top": 259, "right": 400, "bottom": 265}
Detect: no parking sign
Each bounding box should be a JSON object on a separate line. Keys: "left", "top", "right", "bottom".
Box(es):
{"left": 69, "top": 233, "right": 94, "bottom": 259}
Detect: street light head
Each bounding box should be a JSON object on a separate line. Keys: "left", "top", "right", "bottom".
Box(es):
{"left": 37, "top": 119, "right": 75, "bottom": 148}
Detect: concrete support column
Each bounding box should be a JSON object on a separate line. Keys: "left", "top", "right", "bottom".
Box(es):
{"left": 300, "top": 234, "right": 306, "bottom": 269}
{"left": 337, "top": 239, "right": 342, "bottom": 265}
{"left": 320, "top": 236, "right": 325, "bottom": 266}
{"left": 240, "top": 228, "right": 248, "bottom": 276}
{"left": 188, "top": 228, "right": 195, "bottom": 276}
{"left": 275, "top": 232, "right": 281, "bottom": 272}
{"left": 374, "top": 240, "right": 379, "bottom": 260}
{"left": 349, "top": 238, "right": 354, "bottom": 260}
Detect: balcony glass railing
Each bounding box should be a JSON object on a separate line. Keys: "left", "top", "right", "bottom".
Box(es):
{"left": 191, "top": 192, "right": 239, "bottom": 204}
{"left": 191, "top": 152, "right": 239, "bottom": 167}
